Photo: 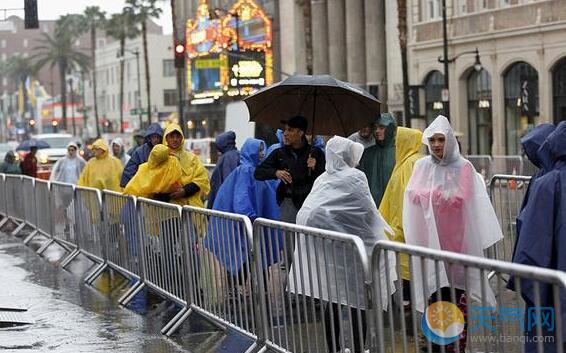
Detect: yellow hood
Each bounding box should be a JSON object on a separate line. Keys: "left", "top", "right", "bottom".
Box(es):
{"left": 163, "top": 123, "right": 185, "bottom": 153}
{"left": 91, "top": 138, "right": 109, "bottom": 159}
{"left": 394, "top": 127, "right": 423, "bottom": 169}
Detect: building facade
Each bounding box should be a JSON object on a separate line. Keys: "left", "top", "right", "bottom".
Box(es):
{"left": 407, "top": 0, "right": 566, "bottom": 155}
{"left": 86, "top": 29, "right": 177, "bottom": 134}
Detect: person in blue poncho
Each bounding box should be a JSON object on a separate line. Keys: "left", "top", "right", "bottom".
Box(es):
{"left": 208, "top": 131, "right": 240, "bottom": 209}
{"left": 512, "top": 121, "right": 566, "bottom": 353}
{"left": 205, "top": 138, "right": 281, "bottom": 289}
{"left": 313, "top": 135, "right": 325, "bottom": 155}
{"left": 120, "top": 123, "right": 163, "bottom": 187}
{"left": 266, "top": 129, "right": 283, "bottom": 156}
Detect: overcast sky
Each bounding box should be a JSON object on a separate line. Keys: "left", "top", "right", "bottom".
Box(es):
{"left": 1, "top": 0, "right": 173, "bottom": 34}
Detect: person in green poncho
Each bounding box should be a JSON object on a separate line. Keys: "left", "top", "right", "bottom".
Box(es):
{"left": 358, "top": 113, "right": 397, "bottom": 207}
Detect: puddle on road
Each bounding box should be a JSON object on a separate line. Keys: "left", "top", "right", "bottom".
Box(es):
{"left": 0, "top": 230, "right": 222, "bottom": 353}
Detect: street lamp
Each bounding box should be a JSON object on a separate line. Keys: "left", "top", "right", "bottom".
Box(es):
{"left": 118, "top": 49, "right": 143, "bottom": 129}
{"left": 439, "top": 0, "right": 482, "bottom": 119}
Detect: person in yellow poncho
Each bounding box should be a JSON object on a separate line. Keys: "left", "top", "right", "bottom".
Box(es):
{"left": 162, "top": 123, "right": 210, "bottom": 207}
{"left": 123, "top": 144, "right": 183, "bottom": 199}
{"left": 78, "top": 139, "right": 123, "bottom": 191}
{"left": 379, "top": 127, "right": 423, "bottom": 296}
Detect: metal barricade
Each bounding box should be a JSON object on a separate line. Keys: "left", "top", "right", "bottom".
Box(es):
{"left": 492, "top": 155, "right": 524, "bottom": 177}
{"left": 137, "top": 198, "right": 187, "bottom": 305}
{"left": 371, "top": 240, "right": 566, "bottom": 353}
{"left": 204, "top": 164, "right": 216, "bottom": 178}
{"left": 75, "top": 186, "right": 104, "bottom": 262}
{"left": 466, "top": 155, "right": 493, "bottom": 182}
{"left": 5, "top": 175, "right": 24, "bottom": 222}
{"left": 253, "top": 218, "right": 372, "bottom": 353}
{"left": 21, "top": 176, "right": 36, "bottom": 229}
{"left": 183, "top": 206, "right": 257, "bottom": 339}
{"left": 34, "top": 179, "right": 52, "bottom": 237}
{"left": 102, "top": 191, "right": 141, "bottom": 280}
{"left": 488, "top": 174, "right": 531, "bottom": 263}
{"left": 50, "top": 181, "right": 77, "bottom": 249}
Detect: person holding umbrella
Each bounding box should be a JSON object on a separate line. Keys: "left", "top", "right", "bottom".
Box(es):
{"left": 254, "top": 115, "right": 325, "bottom": 225}
{"left": 20, "top": 145, "right": 38, "bottom": 178}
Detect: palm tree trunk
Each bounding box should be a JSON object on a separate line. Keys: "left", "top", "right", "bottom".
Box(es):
{"left": 119, "top": 37, "right": 125, "bottom": 133}
{"left": 142, "top": 20, "right": 151, "bottom": 126}
{"left": 301, "top": 0, "right": 313, "bottom": 75}
{"left": 59, "top": 61, "right": 67, "bottom": 131}
{"left": 398, "top": 0, "right": 411, "bottom": 127}
{"left": 91, "top": 25, "right": 101, "bottom": 137}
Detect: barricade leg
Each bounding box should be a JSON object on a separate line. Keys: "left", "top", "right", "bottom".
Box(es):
{"left": 60, "top": 249, "right": 81, "bottom": 268}
{"left": 22, "top": 230, "right": 38, "bottom": 245}
{"left": 10, "top": 222, "right": 26, "bottom": 237}
{"left": 120, "top": 282, "right": 146, "bottom": 306}
{"left": 161, "top": 306, "right": 192, "bottom": 337}
{"left": 85, "top": 262, "right": 108, "bottom": 285}
{"left": 36, "top": 238, "right": 55, "bottom": 255}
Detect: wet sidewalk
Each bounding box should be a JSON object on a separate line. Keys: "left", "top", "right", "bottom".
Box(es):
{"left": 0, "top": 227, "right": 229, "bottom": 353}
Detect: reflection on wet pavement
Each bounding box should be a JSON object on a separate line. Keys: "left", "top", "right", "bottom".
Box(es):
{"left": 0, "top": 229, "right": 224, "bottom": 353}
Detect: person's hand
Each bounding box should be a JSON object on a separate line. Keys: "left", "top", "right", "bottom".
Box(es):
{"left": 169, "top": 187, "right": 186, "bottom": 200}
{"left": 275, "top": 170, "right": 292, "bottom": 184}
{"left": 307, "top": 157, "right": 316, "bottom": 171}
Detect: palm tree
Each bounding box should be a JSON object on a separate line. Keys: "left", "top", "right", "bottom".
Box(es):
{"left": 2, "top": 55, "right": 37, "bottom": 119}
{"left": 300, "top": 0, "right": 313, "bottom": 74}
{"left": 33, "top": 16, "right": 90, "bottom": 132}
{"left": 84, "top": 6, "right": 106, "bottom": 137}
{"left": 106, "top": 11, "right": 139, "bottom": 133}
{"left": 125, "top": 0, "right": 162, "bottom": 126}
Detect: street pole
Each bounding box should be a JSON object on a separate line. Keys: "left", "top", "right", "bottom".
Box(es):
{"left": 134, "top": 50, "right": 143, "bottom": 129}
{"left": 171, "top": 0, "right": 185, "bottom": 135}
{"left": 442, "top": 0, "right": 450, "bottom": 118}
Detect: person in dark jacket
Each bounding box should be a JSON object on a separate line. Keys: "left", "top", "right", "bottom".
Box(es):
{"left": 0, "top": 151, "right": 21, "bottom": 174}
{"left": 207, "top": 130, "right": 240, "bottom": 208}
{"left": 254, "top": 115, "right": 326, "bottom": 224}
{"left": 20, "top": 146, "right": 38, "bottom": 178}
{"left": 120, "top": 123, "right": 163, "bottom": 187}
{"left": 127, "top": 129, "right": 146, "bottom": 156}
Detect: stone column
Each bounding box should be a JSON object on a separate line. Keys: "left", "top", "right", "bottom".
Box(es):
{"left": 327, "top": 0, "right": 347, "bottom": 80}
{"left": 365, "top": 0, "right": 386, "bottom": 99}
{"left": 312, "top": 0, "right": 329, "bottom": 74}
{"left": 346, "top": 0, "right": 366, "bottom": 86}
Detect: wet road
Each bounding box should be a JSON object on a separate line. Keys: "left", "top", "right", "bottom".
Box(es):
{"left": 0, "top": 227, "right": 226, "bottom": 353}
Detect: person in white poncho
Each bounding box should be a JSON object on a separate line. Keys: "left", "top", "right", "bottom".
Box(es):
{"left": 111, "top": 137, "right": 131, "bottom": 166}
{"left": 289, "top": 136, "right": 396, "bottom": 353}
{"left": 50, "top": 141, "right": 86, "bottom": 184}
{"left": 403, "top": 115, "right": 502, "bottom": 352}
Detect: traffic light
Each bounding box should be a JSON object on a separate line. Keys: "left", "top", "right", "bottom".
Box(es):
{"left": 24, "top": 0, "right": 39, "bottom": 29}
{"left": 174, "top": 41, "right": 185, "bottom": 68}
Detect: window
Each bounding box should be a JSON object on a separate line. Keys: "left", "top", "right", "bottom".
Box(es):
{"left": 0, "top": 39, "right": 6, "bottom": 48}
{"left": 500, "top": 0, "right": 511, "bottom": 7}
{"left": 2, "top": 77, "right": 7, "bottom": 86}
{"left": 426, "top": 0, "right": 442, "bottom": 20}
{"left": 163, "top": 89, "right": 177, "bottom": 106}
{"left": 23, "top": 39, "right": 28, "bottom": 48}
{"left": 127, "top": 62, "right": 131, "bottom": 81}
{"left": 459, "top": 0, "right": 467, "bottom": 14}
{"left": 477, "top": 0, "right": 488, "bottom": 10}
{"left": 112, "top": 94, "right": 115, "bottom": 111}
{"left": 163, "top": 59, "right": 175, "bottom": 77}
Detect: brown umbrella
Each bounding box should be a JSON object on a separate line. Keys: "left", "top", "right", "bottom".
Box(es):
{"left": 243, "top": 74, "right": 380, "bottom": 136}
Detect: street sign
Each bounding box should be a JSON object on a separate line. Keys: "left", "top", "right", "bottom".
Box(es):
{"left": 130, "top": 109, "right": 148, "bottom": 115}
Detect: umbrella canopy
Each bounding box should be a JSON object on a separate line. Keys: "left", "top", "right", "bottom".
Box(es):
{"left": 16, "top": 139, "right": 50, "bottom": 151}
{"left": 244, "top": 74, "right": 381, "bottom": 136}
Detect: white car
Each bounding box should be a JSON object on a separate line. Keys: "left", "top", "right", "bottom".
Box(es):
{"left": 31, "top": 133, "right": 80, "bottom": 166}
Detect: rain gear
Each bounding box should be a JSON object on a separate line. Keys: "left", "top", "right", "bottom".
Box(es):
{"left": 288, "top": 136, "right": 396, "bottom": 310}
{"left": 50, "top": 141, "right": 86, "bottom": 184}
{"left": 121, "top": 123, "right": 163, "bottom": 187}
{"left": 348, "top": 130, "right": 375, "bottom": 149}
{"left": 403, "top": 115, "right": 502, "bottom": 313}
{"left": 123, "top": 144, "right": 183, "bottom": 198}
{"left": 358, "top": 113, "right": 397, "bottom": 207}
{"left": 78, "top": 139, "right": 123, "bottom": 192}
{"left": 163, "top": 123, "right": 210, "bottom": 208}
{"left": 0, "top": 151, "right": 21, "bottom": 174}
{"left": 512, "top": 122, "right": 566, "bottom": 351}
{"left": 127, "top": 129, "right": 145, "bottom": 155}
{"left": 20, "top": 151, "right": 37, "bottom": 177}
{"left": 204, "top": 138, "right": 280, "bottom": 273}
{"left": 208, "top": 131, "right": 240, "bottom": 209}
{"left": 313, "top": 135, "right": 325, "bottom": 155}
{"left": 112, "top": 137, "right": 131, "bottom": 166}
{"left": 266, "top": 129, "right": 284, "bottom": 156}
{"left": 379, "top": 127, "right": 423, "bottom": 280}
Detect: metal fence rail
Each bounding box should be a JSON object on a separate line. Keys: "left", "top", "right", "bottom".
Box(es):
{"left": 184, "top": 206, "right": 257, "bottom": 339}
{"left": 103, "top": 191, "right": 141, "bottom": 280}
{"left": 21, "top": 176, "right": 36, "bottom": 229}
{"left": 49, "top": 181, "right": 77, "bottom": 249}
{"left": 137, "top": 198, "right": 187, "bottom": 305}
{"left": 488, "top": 174, "right": 531, "bottom": 264}
{"left": 0, "top": 174, "right": 6, "bottom": 220}
{"left": 5, "top": 175, "right": 24, "bottom": 223}
{"left": 74, "top": 186, "right": 104, "bottom": 262}
{"left": 34, "top": 179, "right": 52, "bottom": 237}
{"left": 371, "top": 240, "right": 566, "bottom": 353}
{"left": 467, "top": 155, "right": 492, "bottom": 182}
{"left": 253, "top": 218, "right": 374, "bottom": 353}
